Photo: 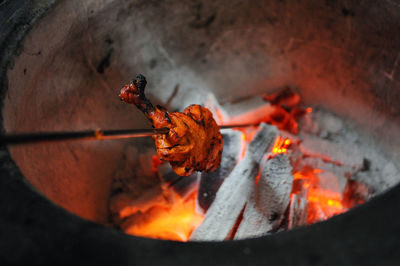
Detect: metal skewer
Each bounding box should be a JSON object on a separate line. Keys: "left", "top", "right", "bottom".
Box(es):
{"left": 0, "top": 124, "right": 257, "bottom": 145}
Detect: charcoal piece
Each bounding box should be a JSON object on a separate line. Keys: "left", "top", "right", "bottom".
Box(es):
{"left": 263, "top": 87, "right": 300, "bottom": 109}
{"left": 234, "top": 154, "right": 293, "bottom": 240}
{"left": 190, "top": 123, "right": 279, "bottom": 241}
{"left": 247, "top": 124, "right": 279, "bottom": 162}
{"left": 293, "top": 157, "right": 351, "bottom": 189}
{"left": 198, "top": 130, "right": 243, "bottom": 212}
{"left": 190, "top": 156, "right": 258, "bottom": 241}
{"left": 210, "top": 95, "right": 276, "bottom": 125}
{"left": 316, "top": 171, "right": 345, "bottom": 195}
{"left": 299, "top": 134, "right": 363, "bottom": 170}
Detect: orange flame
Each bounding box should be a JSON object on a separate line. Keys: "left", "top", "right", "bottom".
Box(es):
{"left": 272, "top": 137, "right": 292, "bottom": 155}
{"left": 291, "top": 167, "right": 347, "bottom": 224}
{"left": 123, "top": 192, "right": 203, "bottom": 242}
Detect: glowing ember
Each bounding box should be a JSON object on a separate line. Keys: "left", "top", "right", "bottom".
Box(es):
{"left": 123, "top": 192, "right": 203, "bottom": 242}
{"left": 271, "top": 137, "right": 292, "bottom": 155}
{"left": 292, "top": 167, "right": 348, "bottom": 224}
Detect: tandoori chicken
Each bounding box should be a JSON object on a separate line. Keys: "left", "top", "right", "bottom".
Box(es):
{"left": 119, "top": 74, "right": 223, "bottom": 176}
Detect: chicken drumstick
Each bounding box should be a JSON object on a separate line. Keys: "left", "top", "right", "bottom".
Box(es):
{"left": 119, "top": 74, "right": 223, "bottom": 176}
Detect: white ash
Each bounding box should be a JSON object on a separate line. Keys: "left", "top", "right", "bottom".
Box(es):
{"left": 299, "top": 133, "right": 364, "bottom": 170}
{"left": 218, "top": 96, "right": 276, "bottom": 125}
{"left": 190, "top": 123, "right": 279, "bottom": 241}
{"left": 300, "top": 107, "right": 400, "bottom": 195}
{"left": 198, "top": 130, "right": 243, "bottom": 212}
{"left": 189, "top": 156, "right": 258, "bottom": 241}
{"left": 234, "top": 154, "right": 293, "bottom": 240}
{"left": 299, "top": 108, "right": 343, "bottom": 138}
{"left": 205, "top": 93, "right": 277, "bottom": 125}
{"left": 381, "top": 162, "right": 400, "bottom": 190}
{"left": 352, "top": 161, "right": 400, "bottom": 193}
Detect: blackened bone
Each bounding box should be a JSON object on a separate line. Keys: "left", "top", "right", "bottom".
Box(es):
{"left": 234, "top": 154, "right": 293, "bottom": 239}
{"left": 198, "top": 130, "right": 243, "bottom": 212}
{"left": 190, "top": 123, "right": 279, "bottom": 241}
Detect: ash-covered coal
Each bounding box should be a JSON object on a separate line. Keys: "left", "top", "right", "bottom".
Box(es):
{"left": 197, "top": 130, "right": 243, "bottom": 212}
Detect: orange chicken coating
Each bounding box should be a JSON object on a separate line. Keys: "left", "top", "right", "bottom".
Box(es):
{"left": 119, "top": 74, "right": 222, "bottom": 176}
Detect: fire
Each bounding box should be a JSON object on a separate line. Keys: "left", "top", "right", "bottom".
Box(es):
{"left": 272, "top": 137, "right": 292, "bottom": 155}
{"left": 292, "top": 167, "right": 347, "bottom": 224}
{"left": 123, "top": 192, "right": 203, "bottom": 242}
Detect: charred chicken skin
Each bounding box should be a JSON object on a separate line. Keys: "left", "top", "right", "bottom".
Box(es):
{"left": 119, "top": 74, "right": 223, "bottom": 176}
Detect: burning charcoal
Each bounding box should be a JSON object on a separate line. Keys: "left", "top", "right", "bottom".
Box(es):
{"left": 190, "top": 156, "right": 258, "bottom": 241}
{"left": 234, "top": 154, "right": 293, "bottom": 240}
{"left": 280, "top": 130, "right": 301, "bottom": 144}
{"left": 316, "top": 171, "right": 346, "bottom": 195}
{"left": 247, "top": 124, "right": 279, "bottom": 162}
{"left": 198, "top": 130, "right": 243, "bottom": 212}
{"left": 287, "top": 193, "right": 308, "bottom": 229}
{"left": 263, "top": 87, "right": 300, "bottom": 109}
{"left": 157, "top": 163, "right": 199, "bottom": 200}
{"left": 265, "top": 106, "right": 300, "bottom": 134}
{"left": 294, "top": 157, "right": 353, "bottom": 176}
{"left": 120, "top": 193, "right": 203, "bottom": 242}
{"left": 299, "top": 134, "right": 363, "bottom": 170}
{"left": 190, "top": 123, "right": 279, "bottom": 241}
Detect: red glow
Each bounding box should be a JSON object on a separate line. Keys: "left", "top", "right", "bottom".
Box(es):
{"left": 291, "top": 167, "right": 348, "bottom": 224}
{"left": 123, "top": 192, "right": 204, "bottom": 242}
{"left": 151, "top": 155, "right": 163, "bottom": 173}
